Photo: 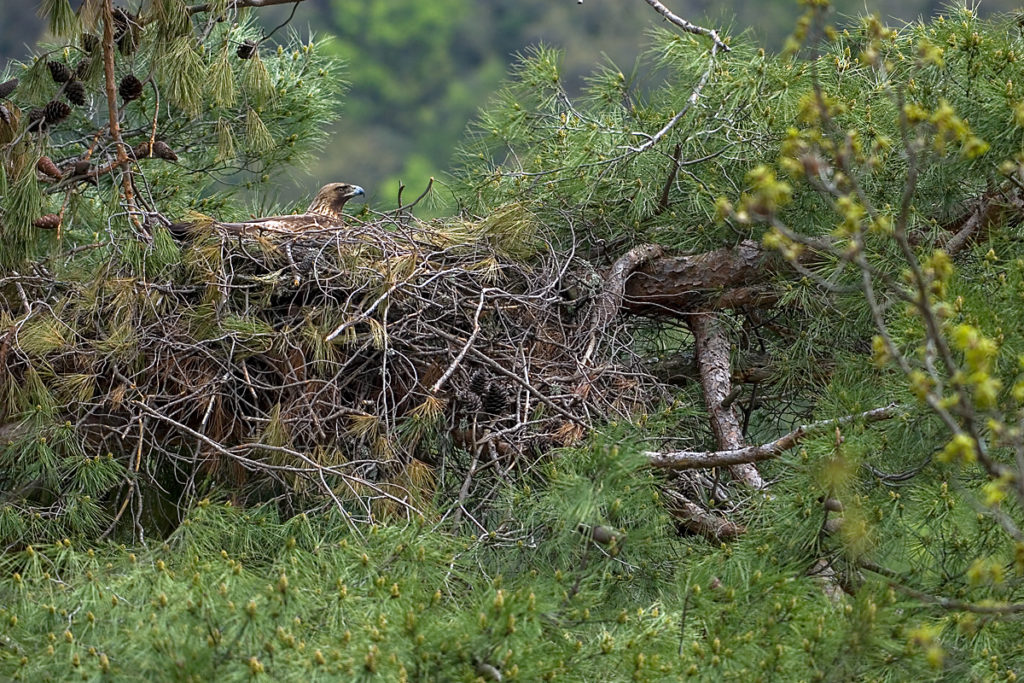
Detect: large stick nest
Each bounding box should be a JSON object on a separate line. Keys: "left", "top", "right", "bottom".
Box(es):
{"left": 1, "top": 205, "right": 669, "bottom": 527}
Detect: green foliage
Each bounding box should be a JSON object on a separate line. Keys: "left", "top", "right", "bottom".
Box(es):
{"left": 0, "top": 1, "right": 345, "bottom": 541}
{"left": 5, "top": 3, "right": 1024, "bottom": 680}
{"left": 0, "top": 10, "right": 342, "bottom": 267}
{"left": 447, "top": 5, "right": 1024, "bottom": 676}
{"left": 1, "top": 440, "right": 1000, "bottom": 682}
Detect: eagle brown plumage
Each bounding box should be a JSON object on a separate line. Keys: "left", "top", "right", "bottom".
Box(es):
{"left": 169, "top": 182, "right": 365, "bottom": 239}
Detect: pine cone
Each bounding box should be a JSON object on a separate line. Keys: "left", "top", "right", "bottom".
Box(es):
{"left": 74, "top": 57, "right": 92, "bottom": 80}
{"left": 133, "top": 140, "right": 178, "bottom": 161}
{"left": 64, "top": 80, "right": 86, "bottom": 106}
{"left": 48, "top": 61, "right": 72, "bottom": 83}
{"left": 26, "top": 108, "right": 46, "bottom": 132}
{"left": 81, "top": 34, "right": 99, "bottom": 53}
{"left": 0, "top": 77, "right": 17, "bottom": 99}
{"left": 37, "top": 156, "right": 62, "bottom": 180}
{"left": 151, "top": 140, "right": 178, "bottom": 161}
{"left": 462, "top": 391, "right": 483, "bottom": 415}
{"left": 483, "top": 384, "right": 507, "bottom": 414}
{"left": 33, "top": 214, "right": 61, "bottom": 230}
{"left": 236, "top": 40, "right": 258, "bottom": 60}
{"left": 43, "top": 100, "right": 71, "bottom": 125}
{"left": 118, "top": 74, "right": 143, "bottom": 102}
{"left": 468, "top": 369, "right": 489, "bottom": 397}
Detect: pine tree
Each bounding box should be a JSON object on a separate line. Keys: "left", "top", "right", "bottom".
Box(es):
{"left": 0, "top": 0, "right": 341, "bottom": 543}
{"left": 0, "top": 0, "right": 340, "bottom": 268}
{"left": 2, "top": 1, "right": 1024, "bottom": 680}
{"left": 452, "top": 2, "right": 1024, "bottom": 675}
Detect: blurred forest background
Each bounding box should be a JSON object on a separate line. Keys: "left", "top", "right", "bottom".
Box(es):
{"left": 2, "top": 0, "right": 1019, "bottom": 207}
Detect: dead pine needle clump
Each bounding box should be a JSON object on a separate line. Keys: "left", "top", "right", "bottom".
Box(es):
{"left": 0, "top": 204, "right": 667, "bottom": 541}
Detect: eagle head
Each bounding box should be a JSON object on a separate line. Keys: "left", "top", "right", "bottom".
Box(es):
{"left": 307, "top": 182, "right": 365, "bottom": 219}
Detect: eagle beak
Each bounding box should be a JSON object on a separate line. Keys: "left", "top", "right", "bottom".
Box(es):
{"left": 351, "top": 186, "right": 365, "bottom": 198}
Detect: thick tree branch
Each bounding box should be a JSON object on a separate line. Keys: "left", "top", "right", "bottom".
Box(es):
{"left": 939, "top": 182, "right": 1024, "bottom": 256}
{"left": 690, "top": 313, "right": 763, "bottom": 488}
{"left": 646, "top": 404, "right": 899, "bottom": 469}
{"left": 622, "top": 178, "right": 1024, "bottom": 319}
{"left": 662, "top": 487, "right": 745, "bottom": 540}
{"left": 621, "top": 239, "right": 781, "bottom": 316}
{"left": 583, "top": 244, "right": 663, "bottom": 364}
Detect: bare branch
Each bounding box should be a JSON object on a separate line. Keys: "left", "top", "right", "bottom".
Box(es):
{"left": 582, "top": 243, "right": 663, "bottom": 364}
{"left": 690, "top": 313, "right": 763, "bottom": 488}
{"left": 187, "top": 0, "right": 306, "bottom": 15}
{"left": 860, "top": 560, "right": 1024, "bottom": 615}
{"left": 100, "top": 0, "right": 137, "bottom": 222}
{"left": 646, "top": 404, "right": 899, "bottom": 469}
{"left": 662, "top": 487, "right": 744, "bottom": 540}
{"left": 638, "top": 0, "right": 729, "bottom": 52}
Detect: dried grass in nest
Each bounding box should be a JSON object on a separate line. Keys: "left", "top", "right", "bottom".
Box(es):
{"left": 1, "top": 207, "right": 669, "bottom": 529}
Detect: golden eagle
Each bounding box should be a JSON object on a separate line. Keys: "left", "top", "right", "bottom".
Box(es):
{"left": 169, "top": 182, "right": 365, "bottom": 239}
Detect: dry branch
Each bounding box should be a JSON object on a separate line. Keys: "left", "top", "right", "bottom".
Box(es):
{"left": 186, "top": 0, "right": 306, "bottom": 16}
{"left": 662, "top": 487, "right": 744, "bottom": 540}
{"left": 938, "top": 182, "right": 1024, "bottom": 256}
{"left": 646, "top": 404, "right": 899, "bottom": 469}
{"left": 638, "top": 0, "right": 729, "bottom": 51}
{"left": 100, "top": 0, "right": 136, "bottom": 223}
{"left": 859, "top": 559, "right": 1024, "bottom": 614}
{"left": 690, "top": 313, "right": 763, "bottom": 488}
{"left": 583, "top": 244, "right": 663, "bottom": 364}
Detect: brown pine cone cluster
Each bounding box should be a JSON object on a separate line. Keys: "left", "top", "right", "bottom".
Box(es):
{"left": 464, "top": 369, "right": 509, "bottom": 416}
{"left": 482, "top": 384, "right": 508, "bottom": 414}
{"left": 43, "top": 100, "right": 71, "bottom": 125}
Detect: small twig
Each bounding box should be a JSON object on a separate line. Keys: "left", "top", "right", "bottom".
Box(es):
{"left": 430, "top": 289, "right": 489, "bottom": 394}
{"left": 859, "top": 560, "right": 1024, "bottom": 615}
{"left": 260, "top": 0, "right": 302, "bottom": 43}
{"left": 677, "top": 577, "right": 691, "bottom": 655}
{"left": 655, "top": 143, "right": 683, "bottom": 215}
{"left": 624, "top": 40, "right": 722, "bottom": 155}
{"left": 451, "top": 446, "right": 482, "bottom": 528}
{"left": 639, "top": 0, "right": 730, "bottom": 52}
{"left": 10, "top": 271, "right": 31, "bottom": 314}
{"left": 187, "top": 0, "right": 306, "bottom": 15}
{"left": 100, "top": 0, "right": 138, "bottom": 225}
{"left": 391, "top": 177, "right": 435, "bottom": 214}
